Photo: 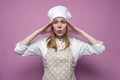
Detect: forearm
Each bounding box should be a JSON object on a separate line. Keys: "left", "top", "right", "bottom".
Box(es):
{"left": 67, "top": 22, "right": 102, "bottom": 44}
{"left": 78, "top": 29, "right": 100, "bottom": 44}
{"left": 19, "top": 22, "right": 52, "bottom": 45}
{"left": 20, "top": 30, "right": 41, "bottom": 45}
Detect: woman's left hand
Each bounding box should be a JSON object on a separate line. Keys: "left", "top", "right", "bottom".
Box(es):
{"left": 67, "top": 21, "right": 101, "bottom": 44}
{"left": 67, "top": 21, "right": 82, "bottom": 34}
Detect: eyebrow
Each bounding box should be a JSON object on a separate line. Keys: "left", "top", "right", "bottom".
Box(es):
{"left": 53, "top": 19, "right": 66, "bottom": 22}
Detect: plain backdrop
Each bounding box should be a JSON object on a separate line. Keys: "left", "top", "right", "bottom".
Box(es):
{"left": 0, "top": 0, "right": 120, "bottom": 80}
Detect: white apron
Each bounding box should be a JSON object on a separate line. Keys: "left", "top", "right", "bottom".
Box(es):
{"left": 42, "top": 48, "right": 76, "bottom": 80}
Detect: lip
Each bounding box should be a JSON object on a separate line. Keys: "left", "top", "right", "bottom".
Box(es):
{"left": 57, "top": 30, "right": 62, "bottom": 34}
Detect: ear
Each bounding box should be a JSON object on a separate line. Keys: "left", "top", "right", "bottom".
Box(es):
{"left": 66, "top": 25, "right": 70, "bottom": 30}
{"left": 66, "top": 26, "right": 67, "bottom": 28}
{"left": 51, "top": 26, "right": 53, "bottom": 29}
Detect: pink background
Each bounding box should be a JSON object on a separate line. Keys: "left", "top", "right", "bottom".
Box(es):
{"left": 0, "top": 0, "right": 120, "bottom": 80}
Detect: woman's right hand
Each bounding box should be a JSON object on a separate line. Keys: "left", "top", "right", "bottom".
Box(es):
{"left": 37, "top": 22, "right": 52, "bottom": 34}
{"left": 20, "top": 22, "right": 52, "bottom": 45}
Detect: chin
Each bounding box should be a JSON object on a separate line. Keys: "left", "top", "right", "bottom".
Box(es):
{"left": 56, "top": 34, "right": 64, "bottom": 37}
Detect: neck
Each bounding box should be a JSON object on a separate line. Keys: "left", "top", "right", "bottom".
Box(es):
{"left": 56, "top": 36, "right": 63, "bottom": 41}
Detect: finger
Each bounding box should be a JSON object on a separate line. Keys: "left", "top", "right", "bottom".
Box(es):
{"left": 40, "top": 31, "right": 50, "bottom": 34}
{"left": 68, "top": 28, "right": 76, "bottom": 33}
{"left": 48, "top": 21, "right": 53, "bottom": 26}
{"left": 68, "top": 29, "right": 72, "bottom": 32}
{"left": 66, "top": 21, "right": 72, "bottom": 26}
{"left": 67, "top": 21, "right": 74, "bottom": 29}
{"left": 43, "top": 22, "right": 52, "bottom": 31}
{"left": 44, "top": 23, "right": 51, "bottom": 29}
{"left": 45, "top": 31, "right": 50, "bottom": 33}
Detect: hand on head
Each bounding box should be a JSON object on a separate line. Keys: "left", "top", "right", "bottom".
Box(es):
{"left": 39, "top": 20, "right": 81, "bottom": 35}
{"left": 66, "top": 21, "right": 81, "bottom": 34}
{"left": 38, "top": 22, "right": 52, "bottom": 34}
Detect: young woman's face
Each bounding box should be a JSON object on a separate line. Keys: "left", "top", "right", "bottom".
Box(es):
{"left": 52, "top": 17, "right": 67, "bottom": 38}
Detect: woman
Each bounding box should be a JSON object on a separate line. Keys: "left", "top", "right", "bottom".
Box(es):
{"left": 14, "top": 6, "right": 105, "bottom": 80}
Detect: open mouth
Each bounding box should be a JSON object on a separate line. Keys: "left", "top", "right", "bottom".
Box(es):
{"left": 57, "top": 30, "right": 62, "bottom": 34}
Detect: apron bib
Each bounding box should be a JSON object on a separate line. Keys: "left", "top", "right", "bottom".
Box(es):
{"left": 42, "top": 48, "right": 76, "bottom": 80}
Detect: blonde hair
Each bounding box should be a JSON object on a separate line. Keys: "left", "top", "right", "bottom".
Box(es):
{"left": 47, "top": 26, "right": 70, "bottom": 51}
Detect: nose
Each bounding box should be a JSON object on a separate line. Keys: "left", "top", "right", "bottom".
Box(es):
{"left": 58, "top": 22, "right": 61, "bottom": 28}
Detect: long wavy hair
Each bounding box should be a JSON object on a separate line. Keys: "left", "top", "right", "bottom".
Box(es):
{"left": 47, "top": 26, "right": 70, "bottom": 51}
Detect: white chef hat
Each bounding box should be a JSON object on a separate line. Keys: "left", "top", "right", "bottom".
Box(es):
{"left": 48, "top": 5, "right": 72, "bottom": 21}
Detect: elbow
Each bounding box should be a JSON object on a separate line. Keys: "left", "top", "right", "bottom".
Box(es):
{"left": 14, "top": 48, "right": 24, "bottom": 55}
{"left": 95, "top": 45, "right": 106, "bottom": 55}
{"left": 14, "top": 46, "right": 27, "bottom": 56}
{"left": 100, "top": 45, "right": 106, "bottom": 53}
{"left": 14, "top": 43, "right": 28, "bottom": 55}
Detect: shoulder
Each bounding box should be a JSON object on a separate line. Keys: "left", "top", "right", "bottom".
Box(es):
{"left": 69, "top": 37, "right": 88, "bottom": 47}
{"left": 69, "top": 37, "right": 82, "bottom": 44}
{"left": 32, "top": 37, "right": 48, "bottom": 46}
{"left": 36, "top": 37, "right": 48, "bottom": 43}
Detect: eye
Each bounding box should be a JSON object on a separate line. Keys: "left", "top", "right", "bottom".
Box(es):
{"left": 53, "top": 21, "right": 58, "bottom": 24}
{"left": 61, "top": 21, "right": 66, "bottom": 24}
